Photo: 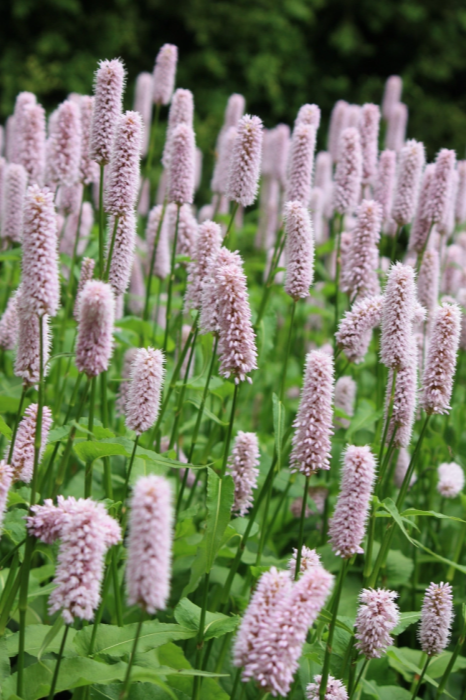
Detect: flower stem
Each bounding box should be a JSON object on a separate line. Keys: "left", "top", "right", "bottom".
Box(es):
{"left": 84, "top": 376, "right": 96, "bottom": 498}
{"left": 255, "top": 227, "right": 285, "bottom": 329}
{"left": 143, "top": 199, "right": 167, "bottom": 322}
{"left": 348, "top": 658, "right": 369, "bottom": 700}
{"left": 47, "top": 624, "right": 69, "bottom": 700}
{"left": 333, "top": 214, "right": 344, "bottom": 340}
{"left": 100, "top": 370, "right": 113, "bottom": 498}
{"left": 103, "top": 216, "right": 119, "bottom": 281}
{"left": 169, "top": 324, "right": 198, "bottom": 451}
{"left": 378, "top": 370, "right": 397, "bottom": 467}
{"left": 123, "top": 435, "right": 140, "bottom": 499}
{"left": 278, "top": 299, "right": 296, "bottom": 402}
{"left": 188, "top": 335, "right": 218, "bottom": 464}
{"left": 295, "top": 475, "right": 311, "bottom": 579}
{"left": 143, "top": 103, "right": 160, "bottom": 187}
{"left": 319, "top": 559, "right": 350, "bottom": 700}
{"left": 120, "top": 608, "right": 145, "bottom": 699}
{"left": 411, "top": 656, "right": 431, "bottom": 700}
{"left": 434, "top": 616, "right": 466, "bottom": 698}
{"left": 98, "top": 164, "right": 105, "bottom": 277}
{"left": 193, "top": 572, "right": 210, "bottom": 700}
{"left": 7, "top": 384, "right": 27, "bottom": 463}
{"left": 220, "top": 383, "right": 239, "bottom": 476}
{"left": 390, "top": 224, "right": 402, "bottom": 262}
{"left": 163, "top": 202, "right": 181, "bottom": 353}
{"left": 223, "top": 202, "right": 239, "bottom": 245}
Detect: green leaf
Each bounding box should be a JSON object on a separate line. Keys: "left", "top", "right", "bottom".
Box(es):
{"left": 174, "top": 598, "right": 240, "bottom": 641}
{"left": 411, "top": 539, "right": 466, "bottom": 575}
{"left": 381, "top": 498, "right": 417, "bottom": 546}
{"left": 37, "top": 615, "right": 64, "bottom": 662}
{"left": 0, "top": 395, "right": 23, "bottom": 413}
{"left": 317, "top": 609, "right": 354, "bottom": 635}
{"left": 402, "top": 508, "right": 466, "bottom": 524}
{"left": 184, "top": 399, "right": 228, "bottom": 426}
{"left": 204, "top": 469, "right": 235, "bottom": 572}
{"left": 362, "top": 679, "right": 412, "bottom": 700}
{"left": 72, "top": 438, "right": 195, "bottom": 470}
{"left": 73, "top": 621, "right": 196, "bottom": 658}
{"left": 346, "top": 400, "right": 383, "bottom": 438}
{"left": 0, "top": 415, "right": 12, "bottom": 439}
{"left": 47, "top": 426, "right": 71, "bottom": 443}
{"left": 393, "top": 611, "right": 421, "bottom": 635}
{"left": 272, "top": 393, "right": 285, "bottom": 469}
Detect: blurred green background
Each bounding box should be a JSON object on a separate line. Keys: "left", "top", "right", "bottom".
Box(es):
{"left": 1, "top": 0, "right": 466, "bottom": 161}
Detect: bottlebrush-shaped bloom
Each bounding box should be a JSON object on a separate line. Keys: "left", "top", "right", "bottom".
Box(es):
{"left": 288, "top": 546, "right": 322, "bottom": 579}
{"left": 162, "top": 88, "right": 194, "bottom": 168}
{"left": 9, "top": 404, "right": 52, "bottom": 482}
{"left": 1, "top": 164, "right": 27, "bottom": 243}
{"left": 271, "top": 124, "right": 291, "bottom": 186}
{"left": 314, "top": 151, "right": 333, "bottom": 208}
{"left": 79, "top": 96, "right": 99, "bottom": 184}
{"left": 246, "top": 564, "right": 333, "bottom": 696}
{"left": 47, "top": 100, "right": 82, "bottom": 187}
{"left": 386, "top": 346, "right": 418, "bottom": 448}
{"left": 380, "top": 263, "right": 416, "bottom": 370}
{"left": 409, "top": 164, "right": 436, "bottom": 253}
{"left": 384, "top": 102, "right": 407, "bottom": 152}
{"left": 11, "top": 92, "right": 37, "bottom": 162}
{"left": 295, "top": 103, "right": 321, "bottom": 129}
{"left": 57, "top": 182, "right": 83, "bottom": 216}
{"left": 359, "top": 104, "right": 380, "bottom": 185}
{"left": 455, "top": 160, "right": 466, "bottom": 224}
{"left": 329, "top": 445, "right": 376, "bottom": 558}
{"left": 28, "top": 496, "right": 121, "bottom": 623}
{"left": 224, "top": 93, "right": 246, "bottom": 128}
{"left": 347, "top": 104, "right": 361, "bottom": 128}
{"left": 284, "top": 201, "right": 315, "bottom": 300}
{"left": 439, "top": 168, "right": 458, "bottom": 237}
{"left": 234, "top": 567, "right": 292, "bottom": 672}
{"left": 228, "top": 431, "right": 260, "bottom": 516}
{"left": 382, "top": 75, "right": 402, "bottom": 118}
{"left": 332, "top": 127, "right": 362, "bottom": 215}
{"left": 458, "top": 288, "right": 466, "bottom": 351}
{"left": 15, "top": 300, "right": 50, "bottom": 386}
{"left": 290, "top": 350, "right": 334, "bottom": 475}
{"left": 419, "top": 582, "right": 454, "bottom": 656}
{"left": 90, "top": 59, "right": 126, "bottom": 166}
{"left": 125, "top": 347, "right": 165, "bottom": 435}
{"left": 328, "top": 100, "right": 349, "bottom": 162}
{"left": 200, "top": 248, "right": 242, "bottom": 335}
{"left": 106, "top": 210, "right": 136, "bottom": 296}
{"left": 145, "top": 205, "right": 165, "bottom": 273}
{"left": 334, "top": 376, "right": 356, "bottom": 429}
{"left": 75, "top": 281, "right": 115, "bottom": 377}
{"left": 306, "top": 676, "right": 348, "bottom": 700}
{"left": 168, "top": 123, "right": 195, "bottom": 204}
{"left": 421, "top": 302, "right": 461, "bottom": 415}
{"left": 285, "top": 123, "right": 317, "bottom": 207}
{"left": 0, "top": 461, "right": 13, "bottom": 533}
{"left": 185, "top": 220, "right": 223, "bottom": 311}
{"left": 170, "top": 203, "right": 198, "bottom": 258}
{"left": 427, "top": 149, "right": 456, "bottom": 224}
{"left": 216, "top": 262, "right": 257, "bottom": 383}
{"left": 341, "top": 199, "right": 382, "bottom": 300}
{"left": 152, "top": 44, "right": 178, "bottom": 105}
{"left": 115, "top": 347, "right": 139, "bottom": 416}
{"left": 392, "top": 140, "right": 425, "bottom": 226}
{"left": 227, "top": 114, "right": 263, "bottom": 207}
{"left": 0, "top": 291, "right": 19, "bottom": 350}
{"left": 374, "top": 150, "right": 396, "bottom": 221}
{"left": 355, "top": 588, "right": 400, "bottom": 658}
{"left": 394, "top": 447, "right": 416, "bottom": 488}
{"left": 21, "top": 185, "right": 60, "bottom": 317}
{"left": 442, "top": 244, "right": 464, "bottom": 297}
{"left": 105, "top": 111, "right": 142, "bottom": 216}
{"left": 310, "top": 187, "right": 325, "bottom": 244}
{"left": 211, "top": 126, "right": 237, "bottom": 195}
{"left": 437, "top": 462, "right": 465, "bottom": 498}
{"left": 126, "top": 475, "right": 173, "bottom": 612}
{"left": 5, "top": 115, "right": 15, "bottom": 162}
{"left": 134, "top": 72, "right": 153, "bottom": 156}
{"left": 74, "top": 258, "right": 95, "bottom": 320}
{"left": 15, "top": 103, "right": 46, "bottom": 185}
{"left": 417, "top": 249, "right": 439, "bottom": 317}
{"left": 336, "top": 295, "right": 383, "bottom": 363}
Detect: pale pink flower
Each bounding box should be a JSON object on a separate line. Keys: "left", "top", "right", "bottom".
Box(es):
{"left": 421, "top": 302, "right": 461, "bottom": 415}
{"left": 74, "top": 258, "right": 95, "bottom": 320}
{"left": 145, "top": 205, "right": 167, "bottom": 277}
{"left": 106, "top": 210, "right": 136, "bottom": 296}
{"left": 138, "top": 178, "right": 150, "bottom": 216}
{"left": 0, "top": 461, "right": 13, "bottom": 533}
{"left": 211, "top": 126, "right": 237, "bottom": 195}
{"left": 455, "top": 160, "right": 466, "bottom": 224}
{"left": 152, "top": 44, "right": 178, "bottom": 105}
{"left": 329, "top": 445, "right": 376, "bottom": 558}
{"left": 125, "top": 347, "right": 165, "bottom": 435}
{"left": 284, "top": 201, "right": 314, "bottom": 300}
{"left": 328, "top": 100, "right": 349, "bottom": 162}
{"left": 126, "top": 475, "right": 173, "bottom": 612}
{"left": 116, "top": 348, "right": 139, "bottom": 417}
{"left": 341, "top": 199, "right": 382, "bottom": 300}
{"left": 90, "top": 59, "right": 126, "bottom": 166}
{"left": 347, "top": 104, "right": 361, "bottom": 128}
{"left": 60, "top": 200, "right": 93, "bottom": 258}
{"left": 57, "top": 182, "right": 83, "bottom": 216}
{"left": 1, "top": 163, "right": 27, "bottom": 243}
{"left": 5, "top": 115, "right": 16, "bottom": 162}
{"left": 392, "top": 140, "right": 425, "bottom": 226}
{"left": 288, "top": 546, "right": 322, "bottom": 579}
{"left": 10, "top": 92, "right": 37, "bottom": 163}
{"left": 307, "top": 676, "right": 348, "bottom": 700}
{"left": 15, "top": 103, "right": 46, "bottom": 185}
{"left": 336, "top": 295, "right": 383, "bottom": 363}
{"left": 224, "top": 93, "right": 246, "bottom": 128}
{"left": 200, "top": 248, "right": 242, "bottom": 335}
{"left": 394, "top": 447, "right": 416, "bottom": 488}
{"left": 457, "top": 288, "right": 466, "bottom": 351}
{"left": 128, "top": 255, "right": 145, "bottom": 315}
{"left": 332, "top": 128, "right": 362, "bottom": 215}
{"left": 9, "top": 404, "right": 52, "bottom": 482}
{"left": 216, "top": 262, "right": 257, "bottom": 383}
{"left": 47, "top": 100, "right": 82, "bottom": 187}
{"left": 374, "top": 149, "right": 396, "bottom": 221}
{"left": 310, "top": 187, "right": 325, "bottom": 244}
{"left": 437, "top": 462, "right": 465, "bottom": 498}
{"left": 417, "top": 249, "right": 439, "bottom": 318}
{"left": 168, "top": 123, "right": 195, "bottom": 204}
{"left": 134, "top": 72, "right": 153, "bottom": 156}
{"left": 290, "top": 350, "right": 334, "bottom": 475}
{"left": 271, "top": 124, "right": 291, "bottom": 186}
{"left": 194, "top": 147, "right": 202, "bottom": 191}
{"left": 355, "top": 588, "right": 400, "bottom": 658}
{"left": 15, "top": 300, "right": 50, "bottom": 386}
{"left": 162, "top": 88, "right": 194, "bottom": 168}
{"left": 359, "top": 104, "right": 380, "bottom": 185}
{"left": 296, "top": 104, "right": 321, "bottom": 129}
{"left": 21, "top": 185, "right": 60, "bottom": 317}
{"left": 75, "top": 281, "right": 115, "bottom": 377}
{"left": 385, "top": 102, "right": 408, "bottom": 152}
{"left": 380, "top": 263, "right": 416, "bottom": 370}
{"left": 438, "top": 168, "right": 458, "bottom": 237}
{"left": 185, "top": 220, "right": 222, "bottom": 311}
{"left": 285, "top": 123, "right": 317, "bottom": 206}
{"left": 441, "top": 244, "right": 464, "bottom": 297}
{"left": 105, "top": 111, "right": 142, "bottom": 216}
{"left": 79, "top": 95, "right": 99, "bottom": 184}
{"left": 0, "top": 291, "right": 19, "bottom": 350}
{"left": 386, "top": 345, "right": 418, "bottom": 448}
{"left": 314, "top": 151, "right": 333, "bottom": 213}
{"left": 27, "top": 496, "right": 67, "bottom": 544}
{"left": 233, "top": 567, "right": 292, "bottom": 672}
{"left": 228, "top": 431, "right": 260, "bottom": 516}
{"left": 427, "top": 149, "right": 456, "bottom": 224}
{"left": 171, "top": 203, "right": 198, "bottom": 258}
{"left": 419, "top": 582, "right": 454, "bottom": 656}
{"left": 409, "top": 164, "right": 436, "bottom": 253}
{"left": 228, "top": 114, "right": 263, "bottom": 207}
{"left": 382, "top": 75, "right": 403, "bottom": 119}
{"left": 334, "top": 376, "right": 356, "bottom": 429}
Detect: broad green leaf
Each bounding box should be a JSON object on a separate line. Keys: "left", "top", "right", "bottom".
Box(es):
{"left": 347, "top": 400, "right": 382, "bottom": 438}
{"left": 0, "top": 395, "right": 23, "bottom": 413}
{"left": 0, "top": 415, "right": 12, "bottom": 439}
{"left": 402, "top": 508, "right": 466, "bottom": 524}
{"left": 272, "top": 393, "right": 285, "bottom": 469}
{"left": 204, "top": 468, "right": 235, "bottom": 572}
{"left": 381, "top": 498, "right": 417, "bottom": 546}
{"left": 317, "top": 609, "right": 354, "bottom": 635}
{"left": 412, "top": 539, "right": 466, "bottom": 575}
{"left": 72, "top": 438, "right": 196, "bottom": 470}
{"left": 184, "top": 399, "right": 227, "bottom": 426}
{"left": 393, "top": 611, "right": 421, "bottom": 635}
{"left": 362, "top": 679, "right": 412, "bottom": 700}
{"left": 158, "top": 642, "right": 230, "bottom": 700}
{"left": 174, "top": 597, "right": 240, "bottom": 641}
{"left": 47, "top": 426, "right": 71, "bottom": 443}
{"left": 73, "top": 621, "right": 196, "bottom": 658}
{"left": 37, "top": 615, "right": 64, "bottom": 662}
{"left": 132, "top": 666, "right": 228, "bottom": 680}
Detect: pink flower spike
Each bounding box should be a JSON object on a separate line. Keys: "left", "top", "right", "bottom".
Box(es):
{"left": 385, "top": 102, "right": 408, "bottom": 152}
{"left": 79, "top": 96, "right": 99, "bottom": 184}
{"left": 328, "top": 100, "right": 349, "bottom": 162}
{"left": 0, "top": 461, "right": 13, "bottom": 533}
{"left": 285, "top": 123, "right": 317, "bottom": 207}
{"left": 409, "top": 164, "right": 436, "bottom": 253}
{"left": 125, "top": 347, "right": 165, "bottom": 435}
{"left": 1, "top": 164, "right": 27, "bottom": 244}
{"left": 359, "top": 104, "right": 380, "bottom": 186}
{"left": 162, "top": 88, "right": 194, "bottom": 169}
{"left": 455, "top": 160, "right": 466, "bottom": 224}
{"left": 75, "top": 281, "right": 115, "bottom": 377}
{"left": 126, "top": 475, "right": 173, "bottom": 612}
{"left": 47, "top": 100, "right": 82, "bottom": 187}
{"left": 90, "top": 59, "right": 126, "bottom": 166}
{"left": 134, "top": 72, "right": 153, "bottom": 156}
{"left": 307, "top": 675, "right": 348, "bottom": 700}
{"left": 333, "top": 127, "right": 362, "bottom": 215}
{"left": 228, "top": 431, "right": 260, "bottom": 516}
{"left": 392, "top": 139, "right": 425, "bottom": 226}
{"left": 374, "top": 149, "right": 396, "bottom": 221}
{"left": 417, "top": 249, "right": 439, "bottom": 318}
{"left": 15, "top": 103, "right": 46, "bottom": 185}
{"left": 200, "top": 248, "right": 242, "bottom": 335}
{"left": 428, "top": 149, "right": 456, "bottom": 224}
{"left": 105, "top": 111, "right": 142, "bottom": 216}
{"left": 74, "top": 258, "right": 95, "bottom": 320}
{"left": 382, "top": 75, "right": 402, "bottom": 119}
{"left": 272, "top": 124, "right": 291, "bottom": 186}
{"left": 355, "top": 588, "right": 400, "bottom": 658}
{"left": 185, "top": 220, "right": 223, "bottom": 311}
{"left": 386, "top": 346, "right": 418, "bottom": 449}
{"left": 437, "top": 462, "right": 464, "bottom": 499}
{"left": 284, "top": 201, "right": 314, "bottom": 300}
{"left": 224, "top": 93, "right": 246, "bottom": 128}
{"left": 288, "top": 546, "right": 322, "bottom": 579}
{"left": 295, "top": 104, "right": 321, "bottom": 129}
{"left": 336, "top": 295, "right": 383, "bottom": 364}
{"left": 15, "top": 300, "right": 51, "bottom": 386}
{"left": 168, "top": 123, "right": 195, "bottom": 204}
{"left": 107, "top": 211, "right": 136, "bottom": 296}
{"left": 334, "top": 376, "right": 356, "bottom": 429}
{"left": 9, "top": 404, "right": 52, "bottom": 483}
{"left": 419, "top": 582, "right": 454, "bottom": 656}
{"left": 341, "top": 199, "right": 382, "bottom": 300}
{"left": 380, "top": 263, "right": 416, "bottom": 371}
{"left": 153, "top": 44, "right": 178, "bottom": 106}
{"left": 0, "top": 291, "right": 19, "bottom": 350}
{"left": 211, "top": 126, "right": 237, "bottom": 196}
{"left": 228, "top": 114, "right": 263, "bottom": 207}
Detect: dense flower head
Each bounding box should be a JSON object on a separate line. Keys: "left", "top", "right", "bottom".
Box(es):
{"left": 386, "top": 344, "right": 418, "bottom": 448}
{"left": 104, "top": 111, "right": 142, "bottom": 216}
{"left": 106, "top": 211, "right": 136, "bottom": 295}
{"left": 11, "top": 92, "right": 37, "bottom": 162}
{"left": 74, "top": 258, "right": 95, "bottom": 320}
{"left": 417, "top": 249, "right": 439, "bottom": 318}
{"left": 295, "top": 103, "right": 321, "bottom": 129}
{"left": 211, "top": 126, "right": 237, "bottom": 195}
{"left": 115, "top": 347, "right": 139, "bottom": 416}
{"left": 79, "top": 95, "right": 99, "bottom": 184}
{"left": 439, "top": 168, "right": 458, "bottom": 237}
{"left": 126, "top": 475, "right": 173, "bottom": 613}
{"left": 394, "top": 447, "right": 416, "bottom": 488}
{"left": 421, "top": 302, "right": 461, "bottom": 415}
{"left": 162, "top": 88, "right": 194, "bottom": 168}
{"left": 216, "top": 260, "right": 258, "bottom": 383}
{"left": 355, "top": 588, "right": 400, "bottom": 658}
{"left": 385, "top": 102, "right": 408, "bottom": 152}
{"left": 5, "top": 115, "right": 16, "bottom": 162}
{"left": 306, "top": 675, "right": 348, "bottom": 700}
{"left": 227, "top": 114, "right": 263, "bottom": 207}
{"left": 310, "top": 187, "right": 324, "bottom": 244}
{"left": 437, "top": 462, "right": 465, "bottom": 498}
{"left": 75, "top": 280, "right": 115, "bottom": 377}
{"left": 134, "top": 72, "right": 153, "bottom": 156}
{"left": 15, "top": 298, "right": 51, "bottom": 386}
{"left": 427, "top": 149, "right": 457, "bottom": 224}
{"left": 28, "top": 496, "right": 121, "bottom": 623}
{"left": 169, "top": 202, "right": 198, "bottom": 258}
{"left": 1, "top": 163, "right": 27, "bottom": 243}
{"left": 332, "top": 127, "right": 362, "bottom": 215}
{"left": 290, "top": 350, "right": 334, "bottom": 475}
{"left": 0, "top": 291, "right": 19, "bottom": 350}
{"left": 0, "top": 461, "right": 13, "bottom": 534}
{"left": 284, "top": 201, "right": 315, "bottom": 300}
{"left": 382, "top": 75, "right": 402, "bottom": 118}
{"left": 90, "top": 58, "right": 126, "bottom": 165}
{"left": 392, "top": 140, "right": 425, "bottom": 226}
{"left": 314, "top": 150, "right": 333, "bottom": 210}
{"left": 285, "top": 123, "right": 317, "bottom": 206}
{"left": 224, "top": 93, "right": 246, "bottom": 128}
{"left": 168, "top": 123, "right": 196, "bottom": 204}
{"left": 288, "top": 546, "right": 322, "bottom": 579}
{"left": 329, "top": 445, "right": 377, "bottom": 558}
{"left": 341, "top": 199, "right": 382, "bottom": 300}
{"left": 57, "top": 182, "right": 83, "bottom": 216}
{"left": 125, "top": 347, "right": 165, "bottom": 435}
{"left": 185, "top": 220, "right": 223, "bottom": 311}
{"left": 47, "top": 100, "right": 82, "bottom": 187}
{"left": 21, "top": 185, "right": 60, "bottom": 317}
{"left": 200, "top": 247, "right": 242, "bottom": 335}
{"left": 455, "top": 160, "right": 466, "bottom": 224}
{"left": 441, "top": 244, "right": 464, "bottom": 297}
{"left": 153, "top": 44, "right": 178, "bottom": 105}
{"left": 9, "top": 403, "right": 52, "bottom": 483}
{"left": 409, "top": 164, "right": 436, "bottom": 253}
{"left": 145, "top": 204, "right": 166, "bottom": 275}
{"left": 15, "top": 103, "right": 46, "bottom": 185}
{"left": 336, "top": 295, "right": 383, "bottom": 363}
{"left": 328, "top": 100, "right": 349, "bottom": 162}
{"left": 359, "top": 103, "right": 380, "bottom": 185}
{"left": 381, "top": 263, "right": 417, "bottom": 370}
{"left": 271, "top": 123, "right": 291, "bottom": 185}
{"left": 334, "top": 375, "right": 356, "bottom": 429}
{"left": 228, "top": 431, "right": 260, "bottom": 516}
{"left": 419, "top": 582, "right": 454, "bottom": 656}
{"left": 374, "top": 149, "right": 396, "bottom": 221}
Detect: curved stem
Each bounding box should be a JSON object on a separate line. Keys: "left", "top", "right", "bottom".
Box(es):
{"left": 104, "top": 216, "right": 119, "bottom": 281}
{"left": 349, "top": 658, "right": 369, "bottom": 700}
{"left": 163, "top": 203, "right": 181, "bottom": 353}
{"left": 220, "top": 383, "right": 239, "bottom": 476}
{"left": 295, "top": 475, "right": 311, "bottom": 579}
{"left": 169, "top": 324, "right": 198, "bottom": 450}
{"left": 7, "top": 384, "right": 27, "bottom": 463}
{"left": 123, "top": 435, "right": 140, "bottom": 499}
{"left": 411, "top": 656, "right": 431, "bottom": 700}
{"left": 143, "top": 199, "right": 167, "bottom": 322}
{"left": 84, "top": 377, "right": 96, "bottom": 498}
{"left": 120, "top": 608, "right": 145, "bottom": 699}
{"left": 223, "top": 202, "right": 239, "bottom": 245}
{"left": 188, "top": 335, "right": 218, "bottom": 463}
{"left": 319, "top": 559, "right": 349, "bottom": 700}
{"left": 98, "top": 165, "right": 105, "bottom": 277}
{"left": 47, "top": 625, "right": 69, "bottom": 700}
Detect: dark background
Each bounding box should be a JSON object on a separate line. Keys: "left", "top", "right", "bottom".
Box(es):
{"left": 2, "top": 0, "right": 466, "bottom": 162}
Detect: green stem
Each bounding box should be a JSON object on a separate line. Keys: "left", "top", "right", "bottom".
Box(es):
{"left": 390, "top": 224, "right": 402, "bottom": 262}
{"left": 349, "top": 658, "right": 369, "bottom": 700}
{"left": 143, "top": 104, "right": 160, "bottom": 185}
{"left": 84, "top": 377, "right": 96, "bottom": 498}
{"left": 0, "top": 565, "right": 21, "bottom": 635}
{"left": 100, "top": 371, "right": 112, "bottom": 498}
{"left": 0, "top": 552, "right": 20, "bottom": 619}
{"left": 98, "top": 164, "right": 105, "bottom": 277}
{"left": 48, "top": 624, "right": 70, "bottom": 700}
{"left": 7, "top": 384, "right": 27, "bottom": 463}
{"left": 169, "top": 325, "right": 198, "bottom": 450}
{"left": 143, "top": 199, "right": 167, "bottom": 322}
{"left": 447, "top": 520, "right": 466, "bottom": 581}
{"left": 187, "top": 335, "right": 218, "bottom": 463}
{"left": 104, "top": 216, "right": 119, "bottom": 281}
{"left": 435, "top": 618, "right": 466, "bottom": 698}
{"left": 295, "top": 475, "right": 311, "bottom": 580}
{"left": 230, "top": 666, "right": 242, "bottom": 700}
{"left": 333, "top": 215, "right": 344, "bottom": 339}
{"left": 416, "top": 222, "right": 434, "bottom": 274}
{"left": 255, "top": 227, "right": 285, "bottom": 329}
{"left": 163, "top": 202, "right": 181, "bottom": 353}
{"left": 411, "top": 656, "right": 431, "bottom": 700}
{"left": 255, "top": 470, "right": 273, "bottom": 567}
{"left": 378, "top": 370, "right": 397, "bottom": 467}
{"left": 278, "top": 299, "right": 296, "bottom": 402}
{"left": 123, "top": 435, "right": 140, "bottom": 499}
{"left": 220, "top": 383, "right": 239, "bottom": 476}
{"left": 376, "top": 425, "right": 398, "bottom": 497}
{"left": 319, "top": 559, "right": 349, "bottom": 700}
{"left": 119, "top": 608, "right": 145, "bottom": 699}
{"left": 112, "top": 548, "right": 124, "bottom": 627}
{"left": 193, "top": 572, "right": 210, "bottom": 700}
{"left": 223, "top": 202, "right": 239, "bottom": 244}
